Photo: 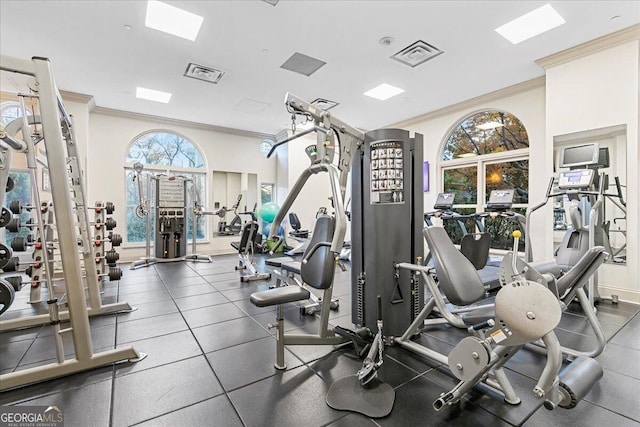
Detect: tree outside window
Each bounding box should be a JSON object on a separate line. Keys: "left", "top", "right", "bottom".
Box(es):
{"left": 440, "top": 110, "right": 529, "bottom": 250}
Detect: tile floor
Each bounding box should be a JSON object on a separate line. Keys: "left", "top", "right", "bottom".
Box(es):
{"left": 1, "top": 254, "right": 639, "bottom": 426}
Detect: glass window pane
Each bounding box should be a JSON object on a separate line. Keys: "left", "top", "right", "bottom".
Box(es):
{"left": 485, "top": 160, "right": 528, "bottom": 204}
{"left": 442, "top": 208, "right": 477, "bottom": 245}
{"left": 126, "top": 207, "right": 155, "bottom": 244}
{"left": 126, "top": 132, "right": 204, "bottom": 169}
{"left": 261, "top": 183, "right": 274, "bottom": 204}
{"left": 442, "top": 111, "right": 529, "bottom": 160}
{"left": 443, "top": 167, "right": 477, "bottom": 204}
{"left": 483, "top": 208, "right": 526, "bottom": 251}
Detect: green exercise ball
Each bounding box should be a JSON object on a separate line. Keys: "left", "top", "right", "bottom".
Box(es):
{"left": 260, "top": 202, "right": 279, "bottom": 223}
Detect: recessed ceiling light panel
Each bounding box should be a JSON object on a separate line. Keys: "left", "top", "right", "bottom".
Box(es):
{"left": 281, "top": 52, "right": 326, "bottom": 77}
{"left": 145, "top": 0, "right": 204, "bottom": 41}
{"left": 392, "top": 40, "right": 443, "bottom": 68}
{"left": 184, "top": 63, "right": 224, "bottom": 84}
{"left": 363, "top": 83, "right": 404, "bottom": 101}
{"left": 495, "top": 4, "right": 565, "bottom": 45}
{"left": 136, "top": 87, "right": 172, "bottom": 103}
{"left": 234, "top": 98, "right": 270, "bottom": 114}
{"left": 311, "top": 98, "right": 339, "bottom": 110}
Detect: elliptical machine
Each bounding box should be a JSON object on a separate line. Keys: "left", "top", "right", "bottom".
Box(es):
{"left": 526, "top": 143, "right": 624, "bottom": 308}
{"left": 216, "top": 194, "right": 243, "bottom": 236}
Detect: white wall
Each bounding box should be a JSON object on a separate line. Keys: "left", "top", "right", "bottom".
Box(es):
{"left": 87, "top": 111, "right": 277, "bottom": 259}
{"left": 544, "top": 40, "right": 639, "bottom": 302}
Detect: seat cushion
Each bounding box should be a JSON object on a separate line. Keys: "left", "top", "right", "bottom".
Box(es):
{"left": 250, "top": 286, "right": 311, "bottom": 307}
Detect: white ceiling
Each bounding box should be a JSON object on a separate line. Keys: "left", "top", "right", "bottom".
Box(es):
{"left": 1, "top": 1, "right": 638, "bottom": 136}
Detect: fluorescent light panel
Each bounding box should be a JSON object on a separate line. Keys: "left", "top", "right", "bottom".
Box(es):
{"left": 145, "top": 0, "right": 204, "bottom": 41}
{"left": 136, "top": 87, "right": 172, "bottom": 103}
{"left": 495, "top": 4, "right": 565, "bottom": 45}
{"left": 364, "top": 83, "right": 404, "bottom": 101}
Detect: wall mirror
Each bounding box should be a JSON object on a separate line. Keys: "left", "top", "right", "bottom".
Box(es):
{"left": 552, "top": 124, "right": 627, "bottom": 265}
{"left": 211, "top": 171, "right": 258, "bottom": 237}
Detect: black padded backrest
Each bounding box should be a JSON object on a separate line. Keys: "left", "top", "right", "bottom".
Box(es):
{"left": 301, "top": 215, "right": 336, "bottom": 290}
{"left": 289, "top": 213, "right": 301, "bottom": 231}
{"left": 460, "top": 232, "right": 491, "bottom": 270}
{"left": 557, "top": 246, "right": 607, "bottom": 299}
{"left": 238, "top": 222, "right": 259, "bottom": 254}
{"left": 423, "top": 226, "right": 485, "bottom": 306}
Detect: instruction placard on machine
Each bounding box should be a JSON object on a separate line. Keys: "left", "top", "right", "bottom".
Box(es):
{"left": 158, "top": 178, "right": 185, "bottom": 208}
{"left": 370, "top": 141, "right": 404, "bottom": 204}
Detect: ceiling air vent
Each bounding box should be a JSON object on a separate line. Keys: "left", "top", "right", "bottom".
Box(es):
{"left": 281, "top": 52, "right": 326, "bottom": 77}
{"left": 184, "top": 63, "right": 224, "bottom": 84}
{"left": 311, "top": 98, "right": 339, "bottom": 110}
{"left": 392, "top": 40, "right": 443, "bottom": 68}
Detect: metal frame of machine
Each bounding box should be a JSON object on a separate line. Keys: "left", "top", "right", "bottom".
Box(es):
{"left": 0, "top": 55, "right": 145, "bottom": 390}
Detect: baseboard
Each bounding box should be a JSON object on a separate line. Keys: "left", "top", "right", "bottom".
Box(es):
{"left": 598, "top": 285, "right": 640, "bottom": 304}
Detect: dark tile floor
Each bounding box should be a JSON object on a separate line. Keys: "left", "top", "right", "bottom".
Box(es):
{"left": 1, "top": 254, "right": 639, "bottom": 427}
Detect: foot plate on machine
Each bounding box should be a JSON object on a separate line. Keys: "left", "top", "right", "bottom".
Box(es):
{"left": 326, "top": 375, "right": 395, "bottom": 418}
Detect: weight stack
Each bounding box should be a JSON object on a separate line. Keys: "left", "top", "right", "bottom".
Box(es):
{"left": 351, "top": 129, "right": 424, "bottom": 337}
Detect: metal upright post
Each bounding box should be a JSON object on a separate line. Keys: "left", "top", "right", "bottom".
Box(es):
{"left": 32, "top": 57, "right": 93, "bottom": 360}
{"left": 0, "top": 56, "right": 146, "bottom": 390}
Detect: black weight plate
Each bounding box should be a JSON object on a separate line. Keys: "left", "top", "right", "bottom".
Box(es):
{"left": 0, "top": 207, "right": 12, "bottom": 228}
{"left": 5, "top": 176, "right": 14, "bottom": 193}
{"left": 0, "top": 243, "right": 12, "bottom": 270}
{"left": 0, "top": 278, "right": 15, "bottom": 315}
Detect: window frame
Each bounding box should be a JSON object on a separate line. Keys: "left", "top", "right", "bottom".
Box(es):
{"left": 123, "top": 130, "right": 207, "bottom": 247}
{"left": 439, "top": 109, "right": 530, "bottom": 252}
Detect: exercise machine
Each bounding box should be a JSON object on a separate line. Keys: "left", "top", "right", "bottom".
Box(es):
{"left": 0, "top": 55, "right": 145, "bottom": 389}
{"left": 185, "top": 181, "right": 213, "bottom": 263}
{"left": 231, "top": 205, "right": 270, "bottom": 281}
{"left": 130, "top": 163, "right": 157, "bottom": 269}
{"left": 526, "top": 143, "right": 623, "bottom": 308}
{"left": 155, "top": 175, "right": 187, "bottom": 260}
{"left": 249, "top": 92, "right": 364, "bottom": 368}
{"left": 216, "top": 194, "right": 243, "bottom": 235}
{"left": 392, "top": 230, "right": 602, "bottom": 411}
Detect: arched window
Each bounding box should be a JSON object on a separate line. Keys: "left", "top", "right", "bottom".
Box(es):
{"left": 0, "top": 100, "right": 31, "bottom": 127}
{"left": 440, "top": 110, "right": 529, "bottom": 250}
{"left": 124, "top": 131, "right": 206, "bottom": 244}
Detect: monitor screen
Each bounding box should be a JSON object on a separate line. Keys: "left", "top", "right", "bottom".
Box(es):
{"left": 433, "top": 192, "right": 455, "bottom": 210}
{"left": 560, "top": 143, "right": 600, "bottom": 168}
{"left": 487, "top": 189, "right": 514, "bottom": 210}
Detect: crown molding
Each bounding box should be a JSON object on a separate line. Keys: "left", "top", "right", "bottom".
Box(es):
{"left": 536, "top": 24, "right": 640, "bottom": 69}
{"left": 92, "top": 106, "right": 275, "bottom": 139}
{"left": 59, "top": 90, "right": 95, "bottom": 110}
{"left": 391, "top": 76, "right": 545, "bottom": 129}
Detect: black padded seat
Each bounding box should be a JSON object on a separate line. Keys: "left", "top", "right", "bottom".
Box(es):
{"left": 289, "top": 213, "right": 309, "bottom": 238}
{"left": 234, "top": 222, "right": 259, "bottom": 253}
{"left": 300, "top": 215, "right": 336, "bottom": 290}
{"left": 460, "top": 306, "right": 495, "bottom": 326}
{"left": 460, "top": 232, "right": 491, "bottom": 270}
{"left": 281, "top": 261, "right": 302, "bottom": 275}
{"left": 556, "top": 246, "right": 607, "bottom": 300}
{"left": 423, "top": 226, "right": 486, "bottom": 306}
{"left": 265, "top": 256, "right": 294, "bottom": 267}
{"left": 250, "top": 285, "right": 310, "bottom": 307}
{"left": 530, "top": 260, "right": 563, "bottom": 278}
